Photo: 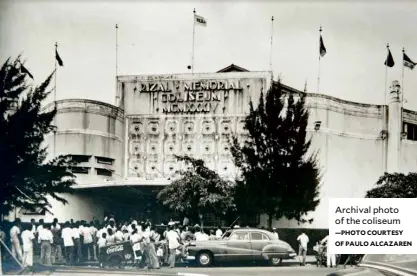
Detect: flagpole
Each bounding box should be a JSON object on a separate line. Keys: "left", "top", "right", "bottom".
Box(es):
{"left": 401, "top": 47, "right": 405, "bottom": 131}
{"left": 116, "top": 24, "right": 119, "bottom": 77}
{"left": 269, "top": 16, "right": 274, "bottom": 73}
{"left": 384, "top": 43, "right": 389, "bottom": 109}
{"left": 54, "top": 42, "right": 58, "bottom": 103}
{"left": 54, "top": 42, "right": 58, "bottom": 158}
{"left": 317, "top": 26, "right": 322, "bottom": 94}
{"left": 115, "top": 24, "right": 119, "bottom": 105}
{"left": 192, "top": 8, "right": 196, "bottom": 75}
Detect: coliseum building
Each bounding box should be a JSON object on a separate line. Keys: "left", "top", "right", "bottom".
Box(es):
{"left": 13, "top": 64, "right": 417, "bottom": 228}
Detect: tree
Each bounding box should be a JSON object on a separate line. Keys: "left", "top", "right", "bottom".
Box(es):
{"left": 230, "top": 81, "right": 321, "bottom": 228}
{"left": 0, "top": 57, "right": 78, "bottom": 217}
{"left": 156, "top": 155, "right": 236, "bottom": 223}
{"left": 366, "top": 172, "right": 417, "bottom": 198}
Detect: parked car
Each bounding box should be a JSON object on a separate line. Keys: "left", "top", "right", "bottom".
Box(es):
{"left": 186, "top": 228, "right": 297, "bottom": 267}
{"left": 327, "top": 254, "right": 417, "bottom": 276}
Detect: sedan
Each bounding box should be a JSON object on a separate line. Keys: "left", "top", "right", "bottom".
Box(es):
{"left": 186, "top": 228, "right": 297, "bottom": 267}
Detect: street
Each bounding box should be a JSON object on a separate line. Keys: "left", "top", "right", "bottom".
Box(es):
{"left": 25, "top": 264, "right": 342, "bottom": 276}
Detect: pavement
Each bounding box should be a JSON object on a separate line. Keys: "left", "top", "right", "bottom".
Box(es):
{"left": 3, "top": 255, "right": 348, "bottom": 276}
{"left": 22, "top": 265, "right": 342, "bottom": 276}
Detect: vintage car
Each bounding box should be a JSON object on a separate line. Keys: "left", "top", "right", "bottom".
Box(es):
{"left": 186, "top": 228, "right": 297, "bottom": 267}
{"left": 327, "top": 254, "right": 417, "bottom": 276}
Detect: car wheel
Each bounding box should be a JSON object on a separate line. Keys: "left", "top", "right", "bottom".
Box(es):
{"left": 197, "top": 251, "right": 213, "bottom": 267}
{"left": 269, "top": 257, "right": 282, "bottom": 266}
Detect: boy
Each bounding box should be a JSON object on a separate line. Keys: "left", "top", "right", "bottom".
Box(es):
{"left": 97, "top": 232, "right": 107, "bottom": 268}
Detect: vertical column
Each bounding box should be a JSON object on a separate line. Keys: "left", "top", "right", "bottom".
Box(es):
{"left": 386, "top": 80, "right": 401, "bottom": 173}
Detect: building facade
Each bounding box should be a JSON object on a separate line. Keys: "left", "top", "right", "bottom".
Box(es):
{"left": 10, "top": 65, "right": 417, "bottom": 228}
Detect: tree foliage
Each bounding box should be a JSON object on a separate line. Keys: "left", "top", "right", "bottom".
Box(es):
{"left": 230, "top": 81, "right": 321, "bottom": 228}
{"left": 0, "top": 57, "right": 78, "bottom": 216}
{"left": 366, "top": 172, "right": 417, "bottom": 198}
{"left": 156, "top": 155, "right": 236, "bottom": 222}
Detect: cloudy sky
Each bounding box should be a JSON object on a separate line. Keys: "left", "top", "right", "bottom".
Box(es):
{"left": 1, "top": 0, "right": 416, "bottom": 110}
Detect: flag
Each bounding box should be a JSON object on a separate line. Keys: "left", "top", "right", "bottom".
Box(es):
{"left": 320, "top": 35, "right": 326, "bottom": 57}
{"left": 384, "top": 49, "right": 394, "bottom": 68}
{"left": 20, "top": 64, "right": 34, "bottom": 79}
{"left": 55, "top": 50, "right": 64, "bottom": 66}
{"left": 195, "top": 14, "right": 207, "bottom": 27}
{"left": 404, "top": 53, "right": 416, "bottom": 70}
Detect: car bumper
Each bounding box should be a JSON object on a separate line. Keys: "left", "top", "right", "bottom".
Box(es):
{"left": 289, "top": 252, "right": 297, "bottom": 258}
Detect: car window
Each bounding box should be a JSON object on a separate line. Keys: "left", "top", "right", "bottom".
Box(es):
{"left": 251, "top": 232, "right": 263, "bottom": 240}
{"left": 262, "top": 234, "right": 270, "bottom": 240}
{"left": 230, "top": 232, "right": 249, "bottom": 241}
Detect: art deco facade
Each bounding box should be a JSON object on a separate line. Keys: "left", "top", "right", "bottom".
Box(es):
{"left": 11, "top": 65, "right": 417, "bottom": 228}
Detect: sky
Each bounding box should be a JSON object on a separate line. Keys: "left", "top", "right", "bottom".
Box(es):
{"left": 1, "top": 0, "right": 417, "bottom": 110}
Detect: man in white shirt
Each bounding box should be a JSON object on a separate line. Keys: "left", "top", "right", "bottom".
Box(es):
{"left": 89, "top": 221, "right": 98, "bottom": 261}
{"left": 215, "top": 226, "right": 223, "bottom": 240}
{"left": 321, "top": 235, "right": 336, "bottom": 267}
{"left": 61, "top": 222, "right": 74, "bottom": 266}
{"left": 297, "top": 232, "right": 309, "bottom": 266}
{"left": 194, "top": 226, "right": 205, "bottom": 241}
{"left": 166, "top": 225, "right": 182, "bottom": 268}
{"left": 272, "top": 228, "right": 279, "bottom": 239}
{"left": 51, "top": 218, "right": 62, "bottom": 264}
{"left": 38, "top": 224, "right": 53, "bottom": 266}
{"left": 10, "top": 219, "right": 23, "bottom": 262}
{"left": 81, "top": 222, "right": 93, "bottom": 262}
{"left": 72, "top": 222, "right": 82, "bottom": 263}
{"left": 21, "top": 224, "right": 35, "bottom": 267}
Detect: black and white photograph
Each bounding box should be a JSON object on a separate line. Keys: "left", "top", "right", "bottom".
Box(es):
{"left": 1, "top": 1, "right": 417, "bottom": 275}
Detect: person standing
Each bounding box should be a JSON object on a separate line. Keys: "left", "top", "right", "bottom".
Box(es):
{"left": 38, "top": 224, "right": 53, "bottom": 266}
{"left": 61, "top": 222, "right": 74, "bottom": 266}
{"left": 166, "top": 225, "right": 182, "bottom": 268}
{"left": 81, "top": 222, "right": 93, "bottom": 262}
{"left": 10, "top": 218, "right": 23, "bottom": 262}
{"left": 215, "top": 226, "right": 223, "bottom": 240}
{"left": 297, "top": 232, "right": 309, "bottom": 266}
{"left": 272, "top": 228, "right": 279, "bottom": 239}
{"left": 321, "top": 235, "right": 336, "bottom": 268}
{"left": 51, "top": 218, "right": 63, "bottom": 264}
{"left": 89, "top": 221, "right": 98, "bottom": 261}
{"left": 148, "top": 225, "right": 160, "bottom": 269}
{"left": 72, "top": 222, "right": 82, "bottom": 263}
{"left": 21, "top": 224, "right": 35, "bottom": 268}
{"left": 97, "top": 232, "right": 107, "bottom": 268}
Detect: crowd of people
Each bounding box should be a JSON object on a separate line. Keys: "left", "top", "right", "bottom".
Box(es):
{"left": 0, "top": 215, "right": 237, "bottom": 270}
{"left": 1, "top": 215, "right": 318, "bottom": 271}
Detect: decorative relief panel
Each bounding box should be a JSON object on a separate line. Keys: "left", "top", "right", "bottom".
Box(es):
{"left": 130, "top": 141, "right": 145, "bottom": 155}
{"left": 147, "top": 140, "right": 161, "bottom": 156}
{"left": 218, "top": 160, "right": 235, "bottom": 176}
{"left": 165, "top": 120, "right": 178, "bottom": 135}
{"left": 163, "top": 161, "right": 178, "bottom": 176}
{"left": 219, "top": 119, "right": 233, "bottom": 135}
{"left": 147, "top": 120, "right": 161, "bottom": 136}
{"left": 183, "top": 120, "right": 196, "bottom": 135}
{"left": 219, "top": 140, "right": 231, "bottom": 155}
{"left": 201, "top": 140, "right": 214, "bottom": 155}
{"left": 130, "top": 121, "right": 144, "bottom": 138}
{"left": 164, "top": 141, "right": 179, "bottom": 155}
{"left": 201, "top": 119, "right": 216, "bottom": 135}
{"left": 182, "top": 141, "right": 195, "bottom": 155}
{"left": 146, "top": 160, "right": 159, "bottom": 175}
{"left": 129, "top": 159, "right": 144, "bottom": 177}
